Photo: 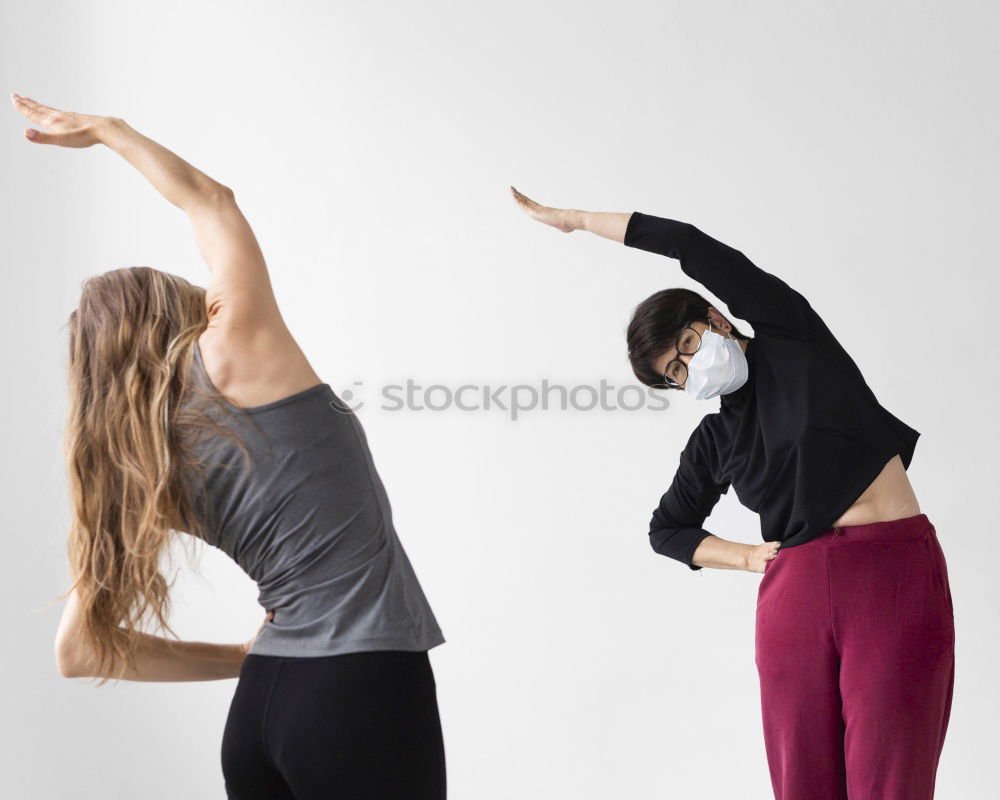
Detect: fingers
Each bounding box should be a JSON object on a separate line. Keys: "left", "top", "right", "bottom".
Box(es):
{"left": 510, "top": 185, "right": 532, "bottom": 208}
{"left": 11, "top": 94, "right": 58, "bottom": 145}
{"left": 11, "top": 93, "right": 58, "bottom": 124}
{"left": 510, "top": 187, "right": 556, "bottom": 226}
{"left": 510, "top": 185, "right": 542, "bottom": 212}
{"left": 11, "top": 92, "right": 58, "bottom": 116}
{"left": 23, "top": 128, "right": 55, "bottom": 144}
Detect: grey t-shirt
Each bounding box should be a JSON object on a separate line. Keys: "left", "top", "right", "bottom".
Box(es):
{"left": 181, "top": 341, "right": 445, "bottom": 657}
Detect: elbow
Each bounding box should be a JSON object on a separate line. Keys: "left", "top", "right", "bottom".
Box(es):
{"left": 204, "top": 183, "right": 235, "bottom": 205}
{"left": 649, "top": 523, "right": 708, "bottom": 570}
{"left": 54, "top": 634, "right": 87, "bottom": 679}
{"left": 211, "top": 184, "right": 235, "bottom": 202}
{"left": 648, "top": 508, "right": 678, "bottom": 555}
{"left": 190, "top": 183, "right": 235, "bottom": 212}
{"left": 649, "top": 530, "right": 670, "bottom": 555}
{"left": 648, "top": 526, "right": 675, "bottom": 557}
{"left": 55, "top": 648, "right": 77, "bottom": 679}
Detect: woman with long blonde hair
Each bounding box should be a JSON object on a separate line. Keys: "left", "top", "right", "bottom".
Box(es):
{"left": 17, "top": 93, "right": 446, "bottom": 799}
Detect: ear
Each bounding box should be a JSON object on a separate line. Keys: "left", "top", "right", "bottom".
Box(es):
{"left": 706, "top": 307, "right": 732, "bottom": 332}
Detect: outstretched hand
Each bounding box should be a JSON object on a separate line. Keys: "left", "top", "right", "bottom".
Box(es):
{"left": 10, "top": 92, "right": 109, "bottom": 148}
{"left": 510, "top": 186, "right": 579, "bottom": 233}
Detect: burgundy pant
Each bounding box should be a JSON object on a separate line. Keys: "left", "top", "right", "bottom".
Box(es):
{"left": 755, "top": 513, "right": 955, "bottom": 799}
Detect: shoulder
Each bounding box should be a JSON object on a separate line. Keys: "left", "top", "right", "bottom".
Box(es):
{"left": 196, "top": 321, "right": 323, "bottom": 410}
{"left": 683, "top": 414, "right": 727, "bottom": 460}
{"left": 674, "top": 417, "right": 730, "bottom": 492}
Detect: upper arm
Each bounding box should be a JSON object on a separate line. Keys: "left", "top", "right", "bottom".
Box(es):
{"left": 187, "top": 189, "right": 289, "bottom": 341}
{"left": 649, "top": 422, "right": 730, "bottom": 569}
{"left": 652, "top": 423, "right": 730, "bottom": 529}
{"left": 624, "top": 211, "right": 815, "bottom": 340}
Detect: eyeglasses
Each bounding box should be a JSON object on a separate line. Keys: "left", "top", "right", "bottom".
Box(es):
{"left": 661, "top": 324, "right": 705, "bottom": 389}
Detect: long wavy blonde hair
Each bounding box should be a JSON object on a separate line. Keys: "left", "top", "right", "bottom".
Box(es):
{"left": 58, "top": 266, "right": 252, "bottom": 685}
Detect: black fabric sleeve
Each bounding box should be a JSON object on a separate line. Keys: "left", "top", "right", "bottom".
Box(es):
{"left": 649, "top": 423, "right": 731, "bottom": 571}
{"left": 623, "top": 211, "right": 814, "bottom": 339}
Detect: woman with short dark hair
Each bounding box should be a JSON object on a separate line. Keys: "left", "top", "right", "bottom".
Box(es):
{"left": 513, "top": 187, "right": 954, "bottom": 799}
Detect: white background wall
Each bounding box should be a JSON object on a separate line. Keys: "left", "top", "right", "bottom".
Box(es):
{"left": 3, "top": 1, "right": 998, "bottom": 797}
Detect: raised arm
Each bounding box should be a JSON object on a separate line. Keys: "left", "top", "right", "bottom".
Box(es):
{"left": 510, "top": 186, "right": 630, "bottom": 241}
{"left": 12, "top": 94, "right": 290, "bottom": 344}
{"left": 97, "top": 117, "right": 288, "bottom": 340}
{"left": 510, "top": 187, "right": 814, "bottom": 340}
{"left": 622, "top": 212, "right": 814, "bottom": 339}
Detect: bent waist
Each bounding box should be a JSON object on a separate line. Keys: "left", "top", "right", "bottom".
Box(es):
{"left": 830, "top": 454, "right": 920, "bottom": 528}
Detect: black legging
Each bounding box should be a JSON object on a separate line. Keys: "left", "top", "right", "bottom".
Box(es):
{"left": 221, "top": 649, "right": 446, "bottom": 799}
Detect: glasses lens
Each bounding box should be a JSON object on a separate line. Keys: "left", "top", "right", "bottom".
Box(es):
{"left": 665, "top": 360, "right": 687, "bottom": 387}
{"left": 677, "top": 327, "right": 701, "bottom": 355}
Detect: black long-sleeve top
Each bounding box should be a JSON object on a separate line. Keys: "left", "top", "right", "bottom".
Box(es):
{"left": 624, "top": 211, "right": 920, "bottom": 570}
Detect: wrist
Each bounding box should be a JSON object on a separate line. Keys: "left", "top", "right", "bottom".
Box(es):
{"left": 95, "top": 116, "right": 127, "bottom": 146}
{"left": 226, "top": 643, "right": 247, "bottom": 678}
{"left": 739, "top": 543, "right": 754, "bottom": 571}
{"left": 562, "top": 209, "right": 587, "bottom": 232}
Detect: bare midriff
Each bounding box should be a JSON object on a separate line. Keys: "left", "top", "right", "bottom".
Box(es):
{"left": 829, "top": 454, "right": 922, "bottom": 528}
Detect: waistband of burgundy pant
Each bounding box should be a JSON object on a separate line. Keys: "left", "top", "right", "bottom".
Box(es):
{"left": 823, "top": 512, "right": 934, "bottom": 543}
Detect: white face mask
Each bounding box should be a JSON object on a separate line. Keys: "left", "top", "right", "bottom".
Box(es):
{"left": 683, "top": 321, "right": 749, "bottom": 401}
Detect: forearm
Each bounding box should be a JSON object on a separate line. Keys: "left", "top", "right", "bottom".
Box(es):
{"left": 690, "top": 534, "right": 753, "bottom": 570}
{"left": 567, "top": 210, "right": 632, "bottom": 243}
{"left": 61, "top": 629, "right": 244, "bottom": 682}
{"left": 97, "top": 118, "right": 228, "bottom": 213}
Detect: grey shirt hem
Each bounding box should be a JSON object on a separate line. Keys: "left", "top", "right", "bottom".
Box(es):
{"left": 247, "top": 629, "right": 446, "bottom": 659}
